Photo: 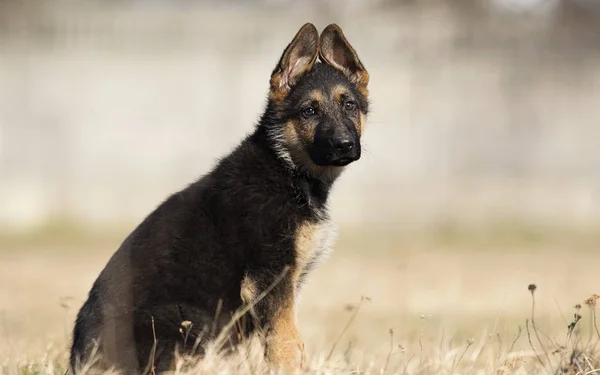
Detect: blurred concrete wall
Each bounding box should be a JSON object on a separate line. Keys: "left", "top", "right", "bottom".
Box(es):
{"left": 0, "top": 1, "right": 599, "bottom": 232}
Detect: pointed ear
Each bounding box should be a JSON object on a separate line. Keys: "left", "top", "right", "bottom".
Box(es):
{"left": 319, "top": 24, "right": 369, "bottom": 89}
{"left": 270, "top": 23, "right": 319, "bottom": 97}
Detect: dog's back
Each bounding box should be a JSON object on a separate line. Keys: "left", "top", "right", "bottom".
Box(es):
{"left": 70, "top": 141, "right": 291, "bottom": 371}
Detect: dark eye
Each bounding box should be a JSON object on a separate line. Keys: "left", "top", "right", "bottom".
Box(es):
{"left": 344, "top": 100, "right": 356, "bottom": 111}
{"left": 302, "top": 107, "right": 316, "bottom": 117}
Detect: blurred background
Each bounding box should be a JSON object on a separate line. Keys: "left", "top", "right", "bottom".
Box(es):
{"left": 1, "top": 0, "right": 599, "bottom": 237}
{"left": 0, "top": 0, "right": 599, "bottom": 369}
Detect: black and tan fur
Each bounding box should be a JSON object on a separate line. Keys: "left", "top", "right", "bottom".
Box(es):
{"left": 69, "top": 22, "right": 369, "bottom": 374}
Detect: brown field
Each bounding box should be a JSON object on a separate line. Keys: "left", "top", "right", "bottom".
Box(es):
{"left": 1, "top": 227, "right": 599, "bottom": 374}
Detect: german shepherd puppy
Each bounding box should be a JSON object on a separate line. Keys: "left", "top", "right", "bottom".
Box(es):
{"left": 69, "top": 22, "right": 369, "bottom": 374}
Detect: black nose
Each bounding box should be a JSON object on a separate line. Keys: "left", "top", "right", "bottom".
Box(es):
{"left": 334, "top": 138, "right": 354, "bottom": 153}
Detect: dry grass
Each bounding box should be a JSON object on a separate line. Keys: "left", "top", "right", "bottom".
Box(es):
{"left": 1, "top": 229, "right": 599, "bottom": 375}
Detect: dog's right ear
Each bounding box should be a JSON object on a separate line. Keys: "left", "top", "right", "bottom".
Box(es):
{"left": 270, "top": 23, "right": 319, "bottom": 99}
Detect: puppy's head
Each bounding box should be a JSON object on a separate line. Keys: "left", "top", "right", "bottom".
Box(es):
{"left": 267, "top": 23, "right": 369, "bottom": 181}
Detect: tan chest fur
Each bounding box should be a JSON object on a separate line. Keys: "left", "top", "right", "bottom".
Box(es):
{"left": 240, "top": 219, "right": 337, "bottom": 308}
{"left": 293, "top": 219, "right": 337, "bottom": 291}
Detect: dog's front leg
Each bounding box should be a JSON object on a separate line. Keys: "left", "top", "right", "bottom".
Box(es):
{"left": 241, "top": 266, "right": 305, "bottom": 371}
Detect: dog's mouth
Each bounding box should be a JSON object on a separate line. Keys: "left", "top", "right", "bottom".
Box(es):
{"left": 328, "top": 156, "right": 357, "bottom": 166}
{"left": 305, "top": 142, "right": 361, "bottom": 168}
{"left": 311, "top": 153, "right": 360, "bottom": 167}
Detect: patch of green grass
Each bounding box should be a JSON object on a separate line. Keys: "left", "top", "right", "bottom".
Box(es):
{"left": 2, "top": 217, "right": 599, "bottom": 256}
{"left": 338, "top": 219, "right": 600, "bottom": 255}
{"left": 0, "top": 218, "right": 132, "bottom": 251}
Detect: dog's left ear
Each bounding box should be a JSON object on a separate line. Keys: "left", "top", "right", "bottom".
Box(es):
{"left": 270, "top": 23, "right": 319, "bottom": 95}
{"left": 319, "top": 24, "right": 369, "bottom": 89}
